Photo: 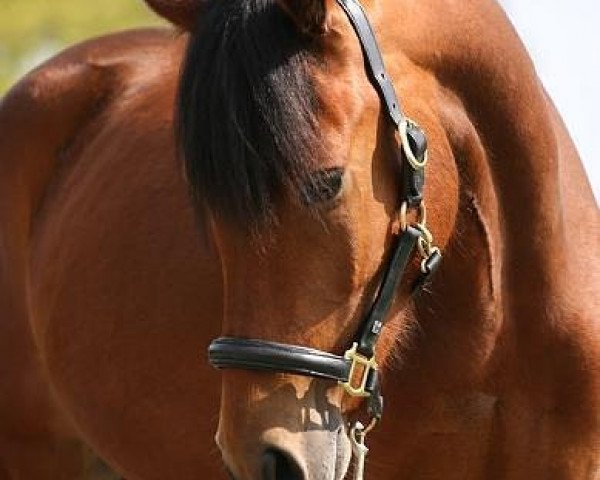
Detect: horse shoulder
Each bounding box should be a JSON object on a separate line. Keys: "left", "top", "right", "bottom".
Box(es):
{"left": 0, "top": 28, "right": 181, "bottom": 476}
{"left": 0, "top": 28, "right": 177, "bottom": 219}
{"left": 0, "top": 26, "right": 181, "bottom": 335}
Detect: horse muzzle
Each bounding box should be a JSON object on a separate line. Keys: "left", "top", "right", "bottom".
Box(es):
{"left": 218, "top": 426, "right": 352, "bottom": 480}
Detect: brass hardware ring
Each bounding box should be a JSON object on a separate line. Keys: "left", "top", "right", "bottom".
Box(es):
{"left": 399, "top": 118, "right": 429, "bottom": 170}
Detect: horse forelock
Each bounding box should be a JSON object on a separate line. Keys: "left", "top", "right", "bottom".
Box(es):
{"left": 177, "top": 0, "right": 326, "bottom": 232}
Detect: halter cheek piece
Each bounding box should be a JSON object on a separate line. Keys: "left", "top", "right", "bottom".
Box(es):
{"left": 208, "top": 0, "right": 442, "bottom": 423}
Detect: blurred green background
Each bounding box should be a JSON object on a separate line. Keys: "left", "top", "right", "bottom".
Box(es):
{"left": 0, "top": 0, "right": 164, "bottom": 93}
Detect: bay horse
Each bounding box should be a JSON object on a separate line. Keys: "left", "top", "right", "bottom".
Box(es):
{"left": 0, "top": 0, "right": 598, "bottom": 479}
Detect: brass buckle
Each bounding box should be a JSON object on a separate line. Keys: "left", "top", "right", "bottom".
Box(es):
{"left": 399, "top": 118, "right": 429, "bottom": 170}
{"left": 397, "top": 201, "right": 442, "bottom": 274}
{"left": 340, "top": 343, "right": 378, "bottom": 398}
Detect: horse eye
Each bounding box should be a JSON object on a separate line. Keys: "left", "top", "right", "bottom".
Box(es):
{"left": 301, "top": 168, "right": 345, "bottom": 205}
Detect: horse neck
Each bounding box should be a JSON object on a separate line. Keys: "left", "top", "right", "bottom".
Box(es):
{"left": 370, "top": 0, "right": 598, "bottom": 398}
{"left": 420, "top": 8, "right": 596, "bottom": 324}
{"left": 459, "top": 54, "right": 596, "bottom": 329}
{"left": 371, "top": 5, "right": 597, "bottom": 450}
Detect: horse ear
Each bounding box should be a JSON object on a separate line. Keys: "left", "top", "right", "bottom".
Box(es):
{"left": 276, "top": 0, "right": 336, "bottom": 35}
{"left": 144, "top": 0, "right": 201, "bottom": 31}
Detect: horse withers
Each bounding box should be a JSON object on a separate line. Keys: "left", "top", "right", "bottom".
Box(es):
{"left": 0, "top": 0, "right": 598, "bottom": 479}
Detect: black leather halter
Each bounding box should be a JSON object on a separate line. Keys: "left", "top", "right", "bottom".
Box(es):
{"left": 208, "top": 0, "right": 442, "bottom": 421}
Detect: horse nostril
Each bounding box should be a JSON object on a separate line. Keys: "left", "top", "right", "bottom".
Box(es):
{"left": 262, "top": 448, "right": 304, "bottom": 480}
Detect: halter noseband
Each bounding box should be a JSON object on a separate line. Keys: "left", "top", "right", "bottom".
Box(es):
{"left": 208, "top": 0, "right": 441, "bottom": 425}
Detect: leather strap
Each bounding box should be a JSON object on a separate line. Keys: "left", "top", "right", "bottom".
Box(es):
{"left": 357, "top": 226, "right": 421, "bottom": 358}
{"left": 336, "top": 0, "right": 405, "bottom": 127}
{"left": 209, "top": 337, "right": 379, "bottom": 393}
{"left": 337, "top": 0, "right": 427, "bottom": 207}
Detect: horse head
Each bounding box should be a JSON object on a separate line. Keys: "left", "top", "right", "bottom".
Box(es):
{"left": 174, "top": 0, "right": 458, "bottom": 477}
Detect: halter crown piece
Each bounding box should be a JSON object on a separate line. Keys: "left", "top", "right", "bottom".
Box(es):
{"left": 208, "top": 0, "right": 442, "bottom": 477}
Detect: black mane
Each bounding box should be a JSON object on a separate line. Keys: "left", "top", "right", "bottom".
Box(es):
{"left": 177, "top": 0, "right": 325, "bottom": 231}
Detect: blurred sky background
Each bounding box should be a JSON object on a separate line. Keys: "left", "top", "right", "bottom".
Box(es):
{"left": 0, "top": 0, "right": 597, "bottom": 198}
